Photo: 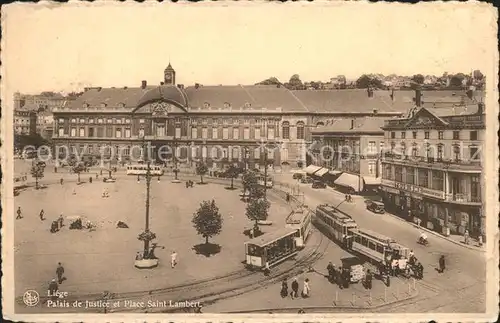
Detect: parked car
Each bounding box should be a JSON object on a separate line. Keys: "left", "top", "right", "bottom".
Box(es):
{"left": 300, "top": 177, "right": 314, "bottom": 184}
{"left": 366, "top": 200, "right": 385, "bottom": 214}
{"left": 312, "top": 180, "right": 326, "bottom": 189}
{"left": 293, "top": 173, "right": 304, "bottom": 180}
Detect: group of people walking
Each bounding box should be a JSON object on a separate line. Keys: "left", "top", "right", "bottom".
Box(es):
{"left": 326, "top": 262, "right": 354, "bottom": 289}
{"left": 280, "top": 277, "right": 310, "bottom": 299}
{"left": 185, "top": 180, "right": 194, "bottom": 188}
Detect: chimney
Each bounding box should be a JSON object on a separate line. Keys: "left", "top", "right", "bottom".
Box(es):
{"left": 195, "top": 83, "right": 200, "bottom": 89}
{"left": 141, "top": 80, "right": 147, "bottom": 89}
{"left": 160, "top": 82, "right": 165, "bottom": 86}
{"left": 415, "top": 89, "right": 422, "bottom": 107}
{"left": 477, "top": 102, "right": 485, "bottom": 115}
{"left": 350, "top": 119, "right": 355, "bottom": 130}
{"left": 177, "top": 84, "right": 184, "bottom": 89}
{"left": 373, "top": 108, "right": 378, "bottom": 115}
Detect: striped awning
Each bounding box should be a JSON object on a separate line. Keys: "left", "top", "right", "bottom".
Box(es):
{"left": 304, "top": 165, "right": 322, "bottom": 175}
{"left": 314, "top": 167, "right": 329, "bottom": 177}
{"left": 334, "top": 173, "right": 364, "bottom": 192}
{"left": 363, "top": 176, "right": 381, "bottom": 186}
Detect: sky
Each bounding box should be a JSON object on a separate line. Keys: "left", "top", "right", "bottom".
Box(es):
{"left": 1, "top": 2, "right": 497, "bottom": 107}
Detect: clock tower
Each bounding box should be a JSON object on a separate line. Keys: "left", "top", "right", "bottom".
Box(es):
{"left": 164, "top": 63, "right": 176, "bottom": 85}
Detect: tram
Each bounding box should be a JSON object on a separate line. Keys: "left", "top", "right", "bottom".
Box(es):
{"left": 126, "top": 164, "right": 164, "bottom": 176}
{"left": 257, "top": 174, "right": 273, "bottom": 188}
{"left": 347, "top": 228, "right": 409, "bottom": 266}
{"left": 244, "top": 228, "right": 298, "bottom": 270}
{"left": 285, "top": 207, "right": 312, "bottom": 248}
{"left": 313, "top": 204, "right": 358, "bottom": 244}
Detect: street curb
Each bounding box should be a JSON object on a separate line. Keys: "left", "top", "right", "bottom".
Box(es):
{"left": 382, "top": 212, "right": 486, "bottom": 253}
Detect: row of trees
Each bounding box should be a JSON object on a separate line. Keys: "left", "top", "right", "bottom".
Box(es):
{"left": 256, "top": 70, "right": 485, "bottom": 91}
{"left": 191, "top": 169, "right": 271, "bottom": 248}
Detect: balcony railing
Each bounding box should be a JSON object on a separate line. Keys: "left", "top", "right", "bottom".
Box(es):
{"left": 382, "top": 153, "right": 482, "bottom": 169}
{"left": 445, "top": 193, "right": 482, "bottom": 203}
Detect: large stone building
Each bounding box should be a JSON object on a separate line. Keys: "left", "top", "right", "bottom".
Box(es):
{"left": 380, "top": 100, "right": 485, "bottom": 239}
{"left": 14, "top": 105, "right": 37, "bottom": 135}
{"left": 310, "top": 118, "right": 386, "bottom": 193}
{"left": 51, "top": 64, "right": 428, "bottom": 169}
{"left": 14, "top": 92, "right": 66, "bottom": 111}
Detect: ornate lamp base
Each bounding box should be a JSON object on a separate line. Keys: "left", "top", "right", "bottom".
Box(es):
{"left": 134, "top": 258, "right": 159, "bottom": 269}
{"left": 171, "top": 179, "right": 181, "bottom": 183}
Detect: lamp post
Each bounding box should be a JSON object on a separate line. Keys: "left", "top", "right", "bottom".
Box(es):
{"left": 172, "top": 118, "right": 180, "bottom": 183}
{"left": 262, "top": 142, "right": 276, "bottom": 200}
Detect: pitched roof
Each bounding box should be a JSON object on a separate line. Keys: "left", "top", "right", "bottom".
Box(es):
{"left": 292, "top": 89, "right": 411, "bottom": 113}
{"left": 312, "top": 117, "right": 386, "bottom": 134}
{"left": 67, "top": 87, "right": 156, "bottom": 109}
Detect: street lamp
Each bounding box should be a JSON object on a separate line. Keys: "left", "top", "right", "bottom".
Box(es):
{"left": 134, "top": 132, "right": 159, "bottom": 269}
{"left": 172, "top": 118, "right": 181, "bottom": 183}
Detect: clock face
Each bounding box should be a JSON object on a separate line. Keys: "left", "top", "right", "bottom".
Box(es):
{"left": 165, "top": 73, "right": 172, "bottom": 81}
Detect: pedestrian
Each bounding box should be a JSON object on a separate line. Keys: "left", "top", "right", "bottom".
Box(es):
{"left": 478, "top": 234, "right": 483, "bottom": 247}
{"left": 16, "top": 207, "right": 23, "bottom": 219}
{"left": 56, "top": 262, "right": 65, "bottom": 284}
{"left": 96, "top": 173, "right": 99, "bottom": 179}
{"left": 280, "top": 278, "right": 288, "bottom": 298}
{"left": 337, "top": 266, "right": 343, "bottom": 289}
{"left": 438, "top": 255, "right": 446, "bottom": 273}
{"left": 345, "top": 194, "right": 349, "bottom": 202}
{"left": 365, "top": 269, "right": 372, "bottom": 290}
{"left": 54, "top": 166, "right": 58, "bottom": 173}
{"left": 72, "top": 188, "right": 76, "bottom": 195}
{"left": 301, "top": 278, "right": 310, "bottom": 298}
{"left": 291, "top": 277, "right": 299, "bottom": 299}
{"left": 464, "top": 229, "right": 469, "bottom": 245}
{"left": 343, "top": 268, "right": 350, "bottom": 288}
{"left": 60, "top": 178, "right": 64, "bottom": 185}
{"left": 89, "top": 177, "right": 93, "bottom": 184}
{"left": 39, "top": 209, "right": 45, "bottom": 221}
{"left": 326, "top": 262, "right": 335, "bottom": 283}
{"left": 408, "top": 209, "right": 412, "bottom": 219}
{"left": 171, "top": 251, "right": 177, "bottom": 268}
{"left": 135, "top": 251, "right": 143, "bottom": 261}
{"left": 100, "top": 169, "right": 103, "bottom": 176}
{"left": 286, "top": 193, "right": 290, "bottom": 203}
{"left": 409, "top": 249, "right": 414, "bottom": 259}
{"left": 391, "top": 258, "right": 399, "bottom": 276}
{"left": 58, "top": 214, "right": 64, "bottom": 229}
{"left": 48, "top": 279, "right": 58, "bottom": 300}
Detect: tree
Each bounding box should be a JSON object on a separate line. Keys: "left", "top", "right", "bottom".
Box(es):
{"left": 288, "top": 74, "right": 303, "bottom": 90}
{"left": 450, "top": 73, "right": 466, "bottom": 87}
{"left": 242, "top": 171, "right": 258, "bottom": 197}
{"left": 72, "top": 163, "right": 86, "bottom": 183}
{"left": 355, "top": 74, "right": 382, "bottom": 89}
{"left": 225, "top": 165, "right": 239, "bottom": 190}
{"left": 30, "top": 163, "right": 45, "bottom": 189}
{"left": 249, "top": 185, "right": 265, "bottom": 200}
{"left": 473, "top": 70, "right": 484, "bottom": 81}
{"left": 256, "top": 77, "right": 281, "bottom": 86}
{"left": 246, "top": 198, "right": 270, "bottom": 227}
{"left": 192, "top": 200, "right": 223, "bottom": 244}
{"left": 196, "top": 162, "right": 208, "bottom": 184}
{"left": 411, "top": 74, "right": 424, "bottom": 84}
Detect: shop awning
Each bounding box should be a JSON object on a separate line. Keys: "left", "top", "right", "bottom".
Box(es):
{"left": 334, "top": 173, "right": 364, "bottom": 192}
{"left": 329, "top": 170, "right": 342, "bottom": 175}
{"left": 363, "top": 176, "right": 381, "bottom": 186}
{"left": 314, "top": 167, "right": 329, "bottom": 177}
{"left": 304, "top": 165, "right": 322, "bottom": 175}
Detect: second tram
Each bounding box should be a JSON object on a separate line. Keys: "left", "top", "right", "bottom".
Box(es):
{"left": 244, "top": 228, "right": 298, "bottom": 270}
{"left": 314, "top": 204, "right": 358, "bottom": 243}
{"left": 285, "top": 207, "right": 312, "bottom": 248}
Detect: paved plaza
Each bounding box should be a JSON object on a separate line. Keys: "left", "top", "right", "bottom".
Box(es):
{"left": 14, "top": 162, "right": 292, "bottom": 298}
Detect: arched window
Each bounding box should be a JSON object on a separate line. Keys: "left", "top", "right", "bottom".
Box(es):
{"left": 296, "top": 121, "right": 305, "bottom": 140}
{"left": 316, "top": 121, "right": 325, "bottom": 127}
{"left": 282, "top": 121, "right": 290, "bottom": 139}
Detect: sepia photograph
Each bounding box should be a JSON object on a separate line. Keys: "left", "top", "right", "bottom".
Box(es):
{"left": 1, "top": 2, "right": 498, "bottom": 322}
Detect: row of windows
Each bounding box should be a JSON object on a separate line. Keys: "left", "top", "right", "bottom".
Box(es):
{"left": 59, "top": 127, "right": 132, "bottom": 138}
{"left": 388, "top": 142, "right": 480, "bottom": 161}
{"left": 390, "top": 130, "right": 478, "bottom": 141}
{"left": 60, "top": 118, "right": 134, "bottom": 124}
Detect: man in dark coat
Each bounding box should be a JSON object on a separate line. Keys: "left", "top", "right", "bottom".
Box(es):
{"left": 336, "top": 266, "right": 344, "bottom": 289}
{"left": 365, "top": 269, "right": 373, "bottom": 289}
{"left": 16, "top": 207, "right": 23, "bottom": 219}
{"left": 326, "top": 262, "right": 335, "bottom": 283}
{"left": 439, "top": 255, "right": 446, "bottom": 273}
{"left": 56, "top": 262, "right": 65, "bottom": 284}
{"left": 291, "top": 278, "right": 299, "bottom": 299}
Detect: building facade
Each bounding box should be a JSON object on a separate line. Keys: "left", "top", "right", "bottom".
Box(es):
{"left": 51, "top": 64, "right": 410, "bottom": 169}
{"left": 310, "top": 118, "right": 385, "bottom": 193}
{"left": 380, "top": 103, "right": 485, "bottom": 239}
{"left": 14, "top": 108, "right": 37, "bottom": 135}
{"left": 14, "top": 92, "right": 66, "bottom": 111}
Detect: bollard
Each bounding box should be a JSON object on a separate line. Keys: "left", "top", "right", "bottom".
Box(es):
{"left": 384, "top": 286, "right": 387, "bottom": 303}
{"left": 352, "top": 292, "right": 356, "bottom": 306}
{"left": 412, "top": 277, "right": 416, "bottom": 290}
{"left": 408, "top": 282, "right": 411, "bottom": 295}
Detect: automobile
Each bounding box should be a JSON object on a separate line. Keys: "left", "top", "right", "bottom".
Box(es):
{"left": 300, "top": 177, "right": 314, "bottom": 184}
{"left": 312, "top": 180, "right": 326, "bottom": 189}
{"left": 366, "top": 200, "right": 385, "bottom": 214}
{"left": 257, "top": 220, "right": 273, "bottom": 226}
{"left": 293, "top": 173, "right": 304, "bottom": 180}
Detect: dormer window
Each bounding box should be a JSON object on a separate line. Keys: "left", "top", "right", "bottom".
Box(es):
{"left": 203, "top": 102, "right": 210, "bottom": 109}
{"left": 118, "top": 102, "right": 125, "bottom": 108}
{"left": 223, "top": 102, "right": 231, "bottom": 109}
{"left": 101, "top": 103, "right": 107, "bottom": 108}
{"left": 244, "top": 102, "right": 251, "bottom": 109}
{"left": 82, "top": 103, "right": 89, "bottom": 109}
